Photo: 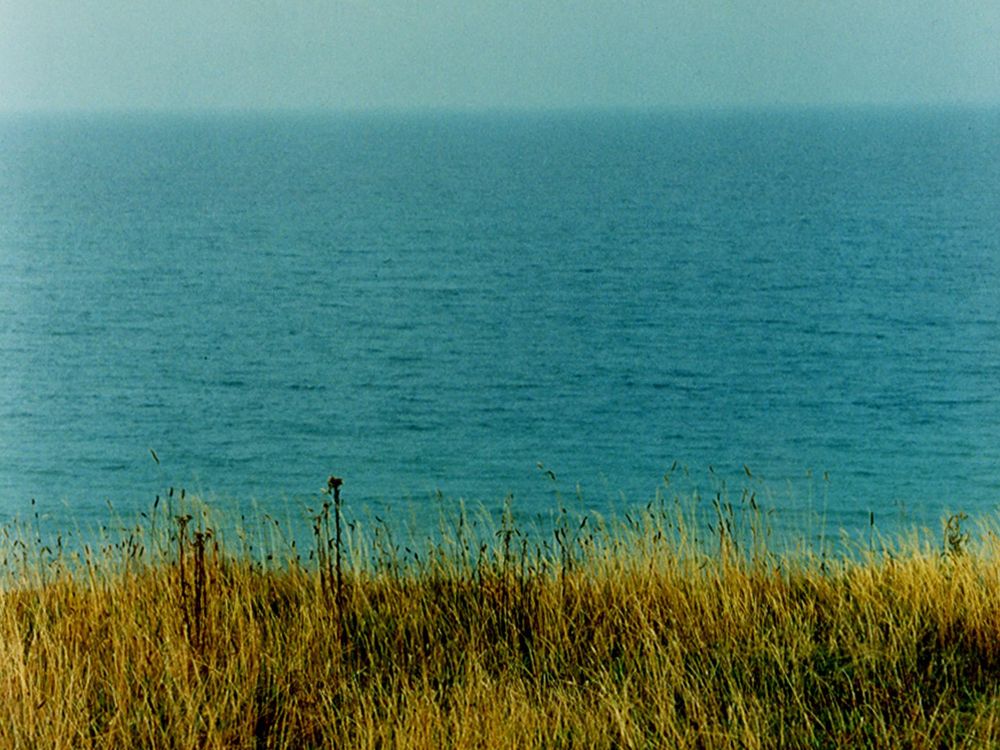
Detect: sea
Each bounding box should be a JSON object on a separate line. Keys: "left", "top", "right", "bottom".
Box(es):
{"left": 2, "top": 106, "right": 999, "bottom": 546}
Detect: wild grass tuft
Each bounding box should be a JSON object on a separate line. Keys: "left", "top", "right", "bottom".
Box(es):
{"left": 2, "top": 485, "right": 1000, "bottom": 748}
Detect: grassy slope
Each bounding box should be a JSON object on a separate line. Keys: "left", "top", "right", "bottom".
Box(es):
{"left": 2, "top": 498, "right": 1000, "bottom": 749}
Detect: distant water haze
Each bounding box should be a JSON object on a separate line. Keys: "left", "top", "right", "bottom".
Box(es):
{"left": 3, "top": 1, "right": 998, "bottom": 112}
{"left": 1, "top": 107, "right": 999, "bottom": 541}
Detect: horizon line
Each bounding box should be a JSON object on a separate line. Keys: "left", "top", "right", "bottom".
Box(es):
{"left": 2, "top": 99, "right": 999, "bottom": 119}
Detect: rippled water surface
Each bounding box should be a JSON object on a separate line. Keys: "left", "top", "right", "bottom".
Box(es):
{"left": 2, "top": 108, "right": 999, "bottom": 539}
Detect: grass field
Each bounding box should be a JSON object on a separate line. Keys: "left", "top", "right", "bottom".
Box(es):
{"left": 2, "top": 480, "right": 1000, "bottom": 748}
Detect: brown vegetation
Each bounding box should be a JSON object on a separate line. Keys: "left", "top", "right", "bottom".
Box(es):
{"left": 2, "top": 491, "right": 999, "bottom": 748}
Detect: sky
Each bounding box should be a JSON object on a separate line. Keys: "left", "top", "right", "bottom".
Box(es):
{"left": 1, "top": 0, "right": 999, "bottom": 112}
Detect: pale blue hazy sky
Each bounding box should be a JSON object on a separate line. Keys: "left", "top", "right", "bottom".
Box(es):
{"left": 2, "top": 0, "right": 999, "bottom": 112}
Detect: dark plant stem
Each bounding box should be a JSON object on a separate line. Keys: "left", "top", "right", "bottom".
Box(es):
{"left": 334, "top": 482, "right": 343, "bottom": 612}
{"left": 176, "top": 514, "right": 192, "bottom": 646}
{"left": 192, "top": 530, "right": 210, "bottom": 652}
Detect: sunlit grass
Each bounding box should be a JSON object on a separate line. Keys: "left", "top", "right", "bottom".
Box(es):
{"left": 2, "top": 482, "right": 1000, "bottom": 748}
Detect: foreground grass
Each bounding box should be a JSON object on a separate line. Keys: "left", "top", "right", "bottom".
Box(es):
{"left": 3, "top": 490, "right": 1000, "bottom": 748}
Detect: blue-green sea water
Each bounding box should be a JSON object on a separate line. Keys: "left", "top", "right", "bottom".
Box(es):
{"left": 2, "top": 107, "right": 999, "bottom": 540}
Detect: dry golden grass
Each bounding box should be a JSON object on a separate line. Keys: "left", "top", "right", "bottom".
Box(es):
{"left": 3, "top": 490, "right": 1000, "bottom": 748}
